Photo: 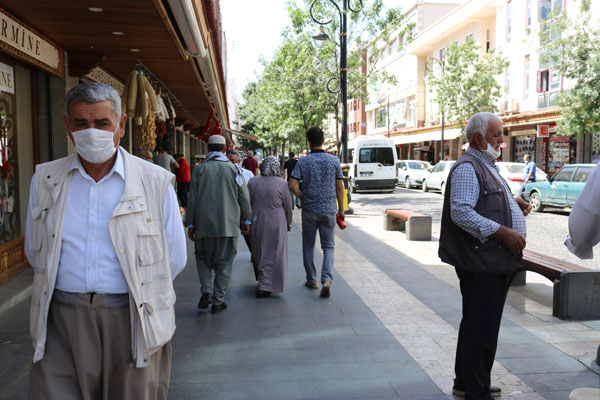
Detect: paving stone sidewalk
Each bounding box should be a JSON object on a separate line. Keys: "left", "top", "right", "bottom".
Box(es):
{"left": 169, "top": 210, "right": 599, "bottom": 399}
{"left": 169, "top": 219, "right": 445, "bottom": 400}
{"left": 0, "top": 209, "right": 597, "bottom": 399}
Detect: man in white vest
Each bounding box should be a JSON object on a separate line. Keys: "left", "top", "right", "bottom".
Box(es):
{"left": 25, "top": 82, "right": 187, "bottom": 399}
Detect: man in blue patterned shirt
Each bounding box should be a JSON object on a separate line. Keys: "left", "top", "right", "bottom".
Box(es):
{"left": 289, "top": 127, "right": 344, "bottom": 298}
{"left": 439, "top": 112, "right": 531, "bottom": 400}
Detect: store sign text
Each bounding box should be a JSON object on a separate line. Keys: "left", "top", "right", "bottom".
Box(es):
{"left": 537, "top": 124, "right": 549, "bottom": 137}
{"left": 0, "top": 11, "right": 60, "bottom": 70}
{"left": 0, "top": 62, "right": 14, "bottom": 94}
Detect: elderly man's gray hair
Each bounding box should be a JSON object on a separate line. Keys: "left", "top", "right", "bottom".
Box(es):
{"left": 465, "top": 112, "right": 502, "bottom": 143}
{"left": 65, "top": 82, "right": 122, "bottom": 120}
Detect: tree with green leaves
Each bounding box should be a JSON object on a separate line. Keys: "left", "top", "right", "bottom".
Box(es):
{"left": 288, "top": 0, "right": 408, "bottom": 154}
{"left": 539, "top": 0, "right": 600, "bottom": 137}
{"left": 239, "top": 1, "right": 409, "bottom": 157}
{"left": 426, "top": 39, "right": 508, "bottom": 131}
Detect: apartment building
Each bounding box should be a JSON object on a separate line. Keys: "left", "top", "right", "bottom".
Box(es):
{"left": 496, "top": 0, "right": 600, "bottom": 172}
{"left": 348, "top": 1, "right": 461, "bottom": 161}
{"left": 355, "top": 0, "right": 599, "bottom": 168}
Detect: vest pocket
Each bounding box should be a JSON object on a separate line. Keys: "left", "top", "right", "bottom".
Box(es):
{"left": 137, "top": 221, "right": 164, "bottom": 266}
{"left": 481, "top": 187, "right": 505, "bottom": 211}
{"left": 142, "top": 290, "right": 176, "bottom": 352}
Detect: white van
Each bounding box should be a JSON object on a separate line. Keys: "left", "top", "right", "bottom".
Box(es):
{"left": 348, "top": 137, "right": 398, "bottom": 192}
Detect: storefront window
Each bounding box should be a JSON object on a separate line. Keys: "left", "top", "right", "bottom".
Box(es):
{"left": 0, "top": 89, "right": 21, "bottom": 245}
{"left": 547, "top": 135, "right": 573, "bottom": 173}
{"left": 513, "top": 135, "right": 535, "bottom": 162}
{"left": 376, "top": 106, "right": 387, "bottom": 128}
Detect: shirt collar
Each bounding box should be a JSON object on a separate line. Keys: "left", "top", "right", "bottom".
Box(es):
{"left": 466, "top": 147, "right": 496, "bottom": 166}
{"left": 310, "top": 149, "right": 325, "bottom": 153}
{"left": 68, "top": 147, "right": 125, "bottom": 183}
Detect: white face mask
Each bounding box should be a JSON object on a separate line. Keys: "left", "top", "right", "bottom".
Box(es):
{"left": 483, "top": 142, "right": 501, "bottom": 159}
{"left": 70, "top": 125, "right": 119, "bottom": 164}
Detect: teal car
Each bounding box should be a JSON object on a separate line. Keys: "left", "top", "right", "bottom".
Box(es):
{"left": 523, "top": 164, "right": 596, "bottom": 212}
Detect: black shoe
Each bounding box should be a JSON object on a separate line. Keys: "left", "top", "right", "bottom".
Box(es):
{"left": 452, "top": 386, "right": 501, "bottom": 397}
{"left": 320, "top": 281, "right": 331, "bottom": 298}
{"left": 256, "top": 289, "right": 271, "bottom": 298}
{"left": 211, "top": 303, "right": 228, "bottom": 314}
{"left": 198, "top": 294, "right": 212, "bottom": 309}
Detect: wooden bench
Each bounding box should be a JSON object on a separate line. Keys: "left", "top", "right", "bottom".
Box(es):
{"left": 512, "top": 249, "right": 600, "bottom": 320}
{"left": 383, "top": 209, "right": 432, "bottom": 241}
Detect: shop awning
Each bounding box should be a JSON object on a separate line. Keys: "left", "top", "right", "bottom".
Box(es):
{"left": 392, "top": 128, "right": 462, "bottom": 145}
{"left": 1, "top": 0, "right": 226, "bottom": 130}
{"left": 225, "top": 128, "right": 258, "bottom": 141}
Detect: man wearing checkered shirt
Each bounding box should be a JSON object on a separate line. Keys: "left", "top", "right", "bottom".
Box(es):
{"left": 439, "top": 112, "right": 532, "bottom": 400}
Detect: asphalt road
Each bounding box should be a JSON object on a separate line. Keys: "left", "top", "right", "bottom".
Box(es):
{"left": 348, "top": 184, "right": 599, "bottom": 270}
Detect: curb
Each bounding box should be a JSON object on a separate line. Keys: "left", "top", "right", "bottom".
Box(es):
{"left": 0, "top": 268, "right": 32, "bottom": 315}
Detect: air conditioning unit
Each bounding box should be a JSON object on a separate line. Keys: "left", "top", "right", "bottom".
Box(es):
{"left": 511, "top": 99, "right": 520, "bottom": 114}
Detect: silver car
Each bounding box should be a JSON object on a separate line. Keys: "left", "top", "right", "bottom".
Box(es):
{"left": 422, "top": 160, "right": 456, "bottom": 194}
{"left": 397, "top": 160, "right": 430, "bottom": 189}
{"left": 495, "top": 162, "right": 547, "bottom": 196}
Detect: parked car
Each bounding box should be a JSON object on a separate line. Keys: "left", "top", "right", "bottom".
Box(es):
{"left": 422, "top": 160, "right": 456, "bottom": 194}
{"left": 397, "top": 160, "right": 430, "bottom": 189}
{"left": 523, "top": 164, "right": 596, "bottom": 212}
{"left": 417, "top": 160, "right": 433, "bottom": 171}
{"left": 496, "top": 162, "right": 548, "bottom": 196}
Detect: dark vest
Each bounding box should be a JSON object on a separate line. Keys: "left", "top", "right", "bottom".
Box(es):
{"left": 438, "top": 153, "right": 521, "bottom": 274}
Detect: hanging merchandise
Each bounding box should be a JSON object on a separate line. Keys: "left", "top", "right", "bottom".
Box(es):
{"left": 155, "top": 91, "right": 169, "bottom": 122}
{"left": 121, "top": 70, "right": 159, "bottom": 125}
{"left": 156, "top": 120, "right": 166, "bottom": 140}
{"left": 136, "top": 98, "right": 157, "bottom": 150}
{"left": 212, "top": 120, "right": 221, "bottom": 136}
{"left": 155, "top": 95, "right": 175, "bottom": 153}
{"left": 199, "top": 109, "right": 214, "bottom": 141}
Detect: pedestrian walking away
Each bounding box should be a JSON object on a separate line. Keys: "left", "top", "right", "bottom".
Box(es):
{"left": 248, "top": 156, "right": 292, "bottom": 298}
{"left": 242, "top": 150, "right": 259, "bottom": 176}
{"left": 136, "top": 148, "right": 154, "bottom": 163}
{"left": 185, "top": 134, "right": 252, "bottom": 314}
{"left": 24, "top": 82, "right": 187, "bottom": 400}
{"left": 439, "top": 112, "right": 531, "bottom": 400}
{"left": 289, "top": 126, "right": 345, "bottom": 298}
{"left": 228, "top": 150, "right": 254, "bottom": 185}
{"left": 155, "top": 147, "right": 179, "bottom": 171}
{"left": 565, "top": 161, "right": 600, "bottom": 259}
{"left": 228, "top": 150, "right": 255, "bottom": 259}
{"left": 174, "top": 154, "right": 191, "bottom": 210}
{"left": 284, "top": 151, "right": 302, "bottom": 209}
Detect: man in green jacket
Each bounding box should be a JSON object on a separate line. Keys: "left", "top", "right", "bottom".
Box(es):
{"left": 185, "top": 135, "right": 252, "bottom": 314}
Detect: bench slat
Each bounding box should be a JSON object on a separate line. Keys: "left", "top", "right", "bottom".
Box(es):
{"left": 523, "top": 249, "right": 589, "bottom": 272}
{"left": 385, "top": 209, "right": 423, "bottom": 219}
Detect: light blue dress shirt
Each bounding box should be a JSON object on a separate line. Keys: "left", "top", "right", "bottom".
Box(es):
{"left": 25, "top": 149, "right": 187, "bottom": 294}
{"left": 450, "top": 148, "right": 527, "bottom": 242}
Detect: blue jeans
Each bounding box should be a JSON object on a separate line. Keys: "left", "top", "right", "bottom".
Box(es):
{"left": 301, "top": 210, "right": 336, "bottom": 284}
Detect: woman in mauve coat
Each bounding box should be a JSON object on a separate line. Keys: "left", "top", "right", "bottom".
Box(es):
{"left": 247, "top": 156, "right": 292, "bottom": 298}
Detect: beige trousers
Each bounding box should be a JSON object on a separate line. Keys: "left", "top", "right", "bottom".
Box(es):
{"left": 29, "top": 290, "right": 171, "bottom": 400}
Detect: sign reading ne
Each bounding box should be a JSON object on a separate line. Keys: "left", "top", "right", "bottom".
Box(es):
{"left": 0, "top": 10, "right": 60, "bottom": 70}
{"left": 537, "top": 124, "right": 549, "bottom": 137}
{"left": 0, "top": 62, "right": 14, "bottom": 94}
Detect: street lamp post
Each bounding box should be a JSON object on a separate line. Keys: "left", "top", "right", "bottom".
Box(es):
{"left": 425, "top": 57, "right": 445, "bottom": 162}
{"left": 310, "top": 0, "right": 362, "bottom": 163}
